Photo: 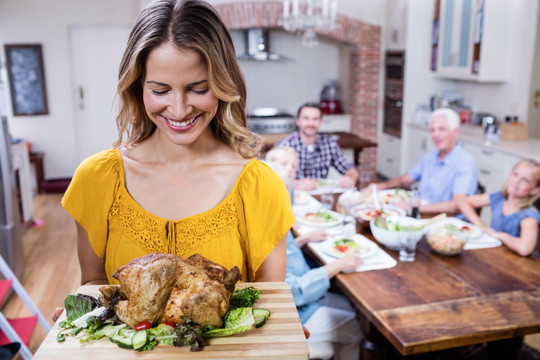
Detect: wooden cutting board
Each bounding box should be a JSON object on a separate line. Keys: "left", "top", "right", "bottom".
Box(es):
{"left": 33, "top": 282, "right": 309, "bottom": 359}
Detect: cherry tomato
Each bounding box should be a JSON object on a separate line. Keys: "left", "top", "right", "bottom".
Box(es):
{"left": 367, "top": 210, "right": 381, "bottom": 218}
{"left": 134, "top": 321, "right": 152, "bottom": 331}
{"left": 161, "top": 321, "right": 175, "bottom": 327}
{"left": 461, "top": 226, "right": 470, "bottom": 231}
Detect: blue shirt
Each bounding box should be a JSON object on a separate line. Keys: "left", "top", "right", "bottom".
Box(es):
{"left": 275, "top": 131, "right": 355, "bottom": 179}
{"left": 408, "top": 143, "right": 478, "bottom": 204}
{"left": 490, "top": 191, "right": 540, "bottom": 236}
{"left": 285, "top": 232, "right": 330, "bottom": 324}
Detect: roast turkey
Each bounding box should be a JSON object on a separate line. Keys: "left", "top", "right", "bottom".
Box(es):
{"left": 98, "top": 253, "right": 241, "bottom": 328}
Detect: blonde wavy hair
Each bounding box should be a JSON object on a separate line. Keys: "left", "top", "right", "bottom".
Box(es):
{"left": 114, "top": 0, "right": 262, "bottom": 158}
{"left": 502, "top": 159, "right": 540, "bottom": 209}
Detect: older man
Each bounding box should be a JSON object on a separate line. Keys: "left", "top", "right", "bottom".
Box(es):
{"left": 275, "top": 102, "right": 359, "bottom": 191}
{"left": 368, "top": 108, "right": 478, "bottom": 215}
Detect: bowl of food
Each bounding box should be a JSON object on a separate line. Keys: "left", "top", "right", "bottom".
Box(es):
{"left": 426, "top": 226, "right": 468, "bottom": 256}
{"left": 352, "top": 204, "right": 406, "bottom": 231}
{"left": 369, "top": 215, "right": 424, "bottom": 251}
{"left": 337, "top": 190, "right": 364, "bottom": 215}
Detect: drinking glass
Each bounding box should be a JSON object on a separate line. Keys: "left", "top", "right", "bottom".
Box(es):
{"left": 341, "top": 214, "right": 356, "bottom": 236}
{"left": 408, "top": 183, "right": 421, "bottom": 219}
{"left": 399, "top": 233, "right": 418, "bottom": 262}
{"left": 320, "top": 188, "right": 335, "bottom": 210}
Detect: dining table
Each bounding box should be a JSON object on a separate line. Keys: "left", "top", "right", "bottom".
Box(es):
{"left": 296, "top": 192, "right": 540, "bottom": 360}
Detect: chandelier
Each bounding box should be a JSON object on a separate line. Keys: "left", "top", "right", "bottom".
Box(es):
{"left": 281, "top": 0, "right": 338, "bottom": 47}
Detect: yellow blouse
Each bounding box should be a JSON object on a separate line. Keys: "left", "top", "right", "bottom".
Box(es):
{"left": 62, "top": 149, "right": 295, "bottom": 284}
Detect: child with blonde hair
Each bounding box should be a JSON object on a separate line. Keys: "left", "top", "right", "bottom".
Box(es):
{"left": 458, "top": 159, "right": 540, "bottom": 256}
{"left": 265, "top": 145, "right": 363, "bottom": 360}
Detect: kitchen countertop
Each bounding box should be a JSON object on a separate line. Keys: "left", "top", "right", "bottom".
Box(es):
{"left": 408, "top": 123, "right": 540, "bottom": 162}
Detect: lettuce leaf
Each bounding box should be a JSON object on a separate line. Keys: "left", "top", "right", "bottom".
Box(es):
{"left": 203, "top": 307, "right": 255, "bottom": 337}
{"left": 64, "top": 294, "right": 101, "bottom": 322}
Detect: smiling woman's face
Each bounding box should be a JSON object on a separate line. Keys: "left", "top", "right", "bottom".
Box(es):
{"left": 142, "top": 42, "right": 219, "bottom": 146}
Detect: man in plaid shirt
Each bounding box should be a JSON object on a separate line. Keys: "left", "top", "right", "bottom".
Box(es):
{"left": 275, "top": 102, "right": 359, "bottom": 191}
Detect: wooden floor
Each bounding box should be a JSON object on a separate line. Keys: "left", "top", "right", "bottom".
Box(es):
{"left": 2, "top": 193, "right": 80, "bottom": 357}
{"left": 2, "top": 193, "right": 540, "bottom": 358}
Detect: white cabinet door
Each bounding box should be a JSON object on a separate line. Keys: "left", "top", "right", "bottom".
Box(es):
{"left": 386, "top": 0, "right": 408, "bottom": 50}
{"left": 433, "top": 0, "right": 511, "bottom": 82}
{"left": 460, "top": 141, "right": 519, "bottom": 194}
{"left": 377, "top": 133, "right": 402, "bottom": 179}
{"left": 437, "top": 0, "right": 475, "bottom": 77}
{"left": 405, "top": 126, "right": 434, "bottom": 171}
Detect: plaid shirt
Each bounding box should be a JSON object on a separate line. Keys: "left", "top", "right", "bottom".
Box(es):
{"left": 275, "top": 131, "right": 355, "bottom": 179}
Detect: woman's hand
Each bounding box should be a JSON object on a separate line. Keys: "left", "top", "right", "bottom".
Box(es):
{"left": 52, "top": 307, "right": 64, "bottom": 323}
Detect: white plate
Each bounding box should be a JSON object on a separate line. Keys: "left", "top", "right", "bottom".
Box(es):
{"left": 323, "top": 234, "right": 379, "bottom": 259}
{"left": 377, "top": 189, "right": 411, "bottom": 204}
{"left": 315, "top": 178, "right": 339, "bottom": 189}
{"left": 294, "top": 190, "right": 312, "bottom": 205}
{"left": 361, "top": 188, "right": 411, "bottom": 205}
{"left": 431, "top": 217, "right": 483, "bottom": 239}
{"left": 297, "top": 209, "right": 343, "bottom": 228}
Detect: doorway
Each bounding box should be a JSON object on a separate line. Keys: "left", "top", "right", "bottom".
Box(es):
{"left": 69, "top": 26, "right": 130, "bottom": 163}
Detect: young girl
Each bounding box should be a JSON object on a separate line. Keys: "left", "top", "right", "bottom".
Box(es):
{"left": 265, "top": 146, "right": 363, "bottom": 360}
{"left": 458, "top": 159, "right": 540, "bottom": 256}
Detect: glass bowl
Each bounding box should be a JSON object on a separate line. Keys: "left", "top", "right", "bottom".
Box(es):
{"left": 426, "top": 227, "right": 468, "bottom": 256}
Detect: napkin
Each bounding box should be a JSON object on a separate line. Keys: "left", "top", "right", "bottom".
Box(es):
{"left": 464, "top": 233, "right": 502, "bottom": 250}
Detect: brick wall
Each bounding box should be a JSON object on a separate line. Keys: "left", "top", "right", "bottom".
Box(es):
{"left": 215, "top": 1, "right": 381, "bottom": 187}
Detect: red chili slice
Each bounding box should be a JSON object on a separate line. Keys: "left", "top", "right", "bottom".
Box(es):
{"left": 134, "top": 321, "right": 152, "bottom": 331}
{"left": 161, "top": 321, "right": 175, "bottom": 327}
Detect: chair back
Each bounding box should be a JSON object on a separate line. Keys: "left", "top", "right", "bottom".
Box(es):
{"left": 475, "top": 182, "right": 487, "bottom": 216}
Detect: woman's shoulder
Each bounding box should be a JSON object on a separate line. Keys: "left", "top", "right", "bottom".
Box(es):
{"left": 240, "top": 158, "right": 282, "bottom": 183}
{"left": 233, "top": 159, "right": 287, "bottom": 195}
{"left": 75, "top": 149, "right": 122, "bottom": 180}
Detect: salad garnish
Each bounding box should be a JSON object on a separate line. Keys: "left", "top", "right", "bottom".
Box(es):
{"left": 56, "top": 286, "right": 270, "bottom": 352}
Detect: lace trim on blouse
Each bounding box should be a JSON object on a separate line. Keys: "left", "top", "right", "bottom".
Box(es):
{"left": 108, "top": 175, "right": 240, "bottom": 256}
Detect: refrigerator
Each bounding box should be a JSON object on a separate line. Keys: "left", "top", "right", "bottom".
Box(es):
{"left": 0, "top": 78, "right": 26, "bottom": 280}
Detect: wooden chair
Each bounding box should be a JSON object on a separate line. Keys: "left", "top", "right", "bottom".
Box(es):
{"left": 0, "top": 255, "right": 51, "bottom": 360}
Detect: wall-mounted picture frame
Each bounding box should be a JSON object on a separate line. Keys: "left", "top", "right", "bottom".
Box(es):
{"left": 4, "top": 44, "right": 49, "bottom": 116}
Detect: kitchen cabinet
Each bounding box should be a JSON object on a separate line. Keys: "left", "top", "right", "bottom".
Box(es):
{"left": 432, "top": 0, "right": 512, "bottom": 82}
{"left": 377, "top": 133, "right": 401, "bottom": 179}
{"left": 404, "top": 125, "right": 435, "bottom": 171}
{"left": 460, "top": 141, "right": 520, "bottom": 194}
{"left": 460, "top": 140, "right": 520, "bottom": 223}
{"left": 385, "top": 0, "right": 408, "bottom": 50}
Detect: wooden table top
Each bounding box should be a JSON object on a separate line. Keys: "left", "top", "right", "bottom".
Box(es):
{"left": 33, "top": 282, "right": 309, "bottom": 360}
{"left": 301, "top": 202, "right": 540, "bottom": 357}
